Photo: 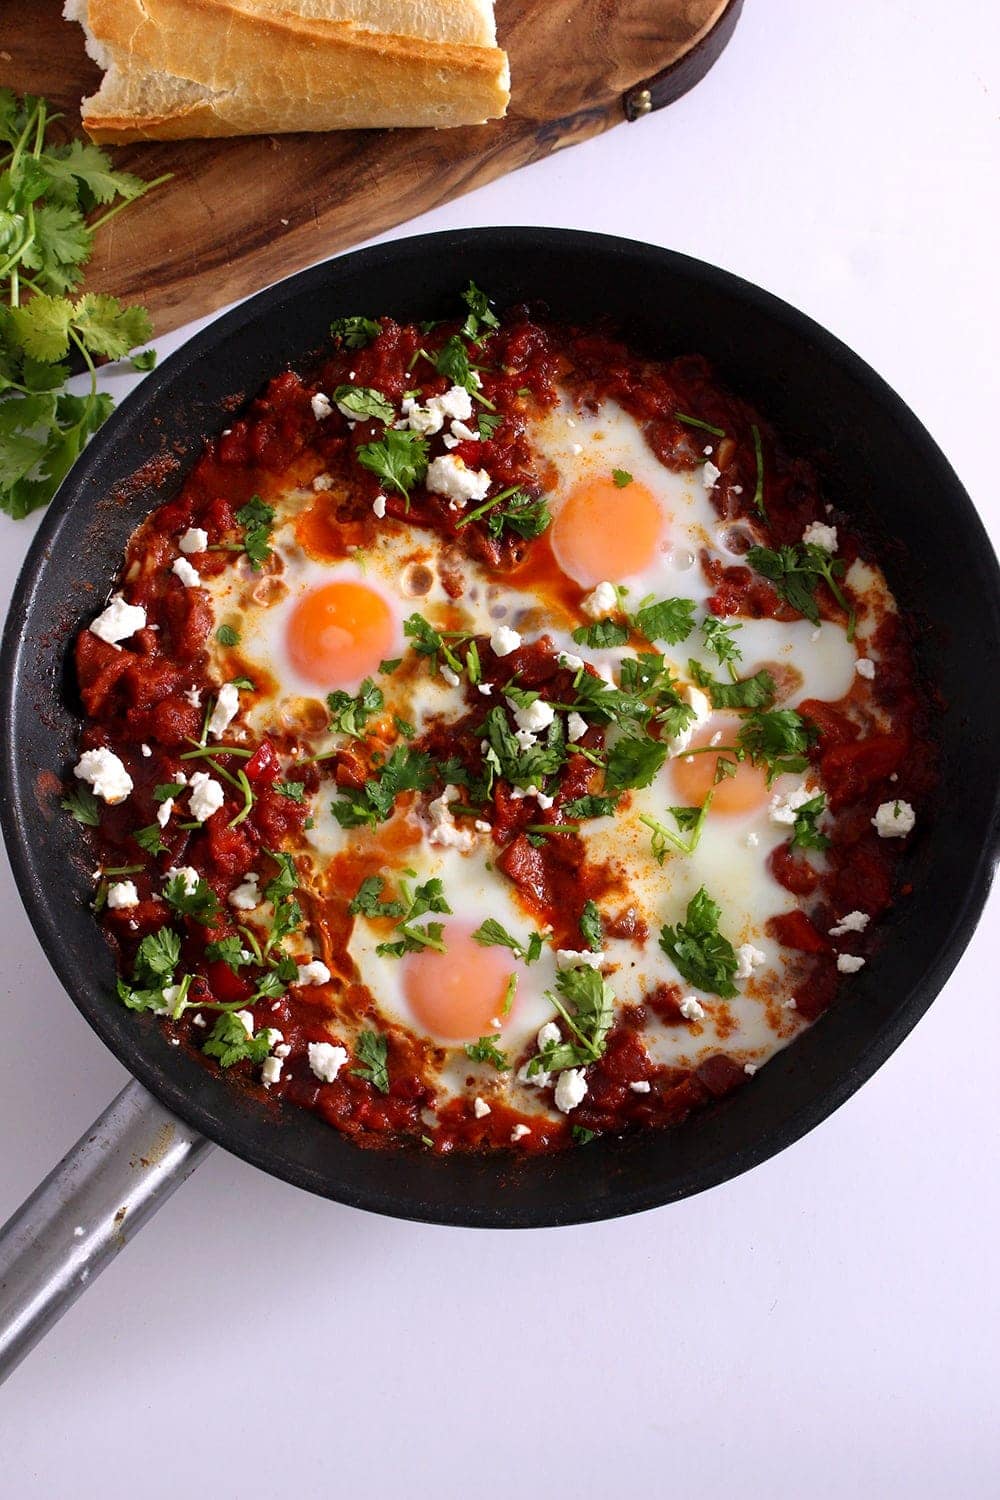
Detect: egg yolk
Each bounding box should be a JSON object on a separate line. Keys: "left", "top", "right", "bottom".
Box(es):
{"left": 286, "top": 580, "right": 396, "bottom": 688}
{"left": 671, "top": 715, "right": 772, "bottom": 815}
{"left": 551, "top": 474, "right": 664, "bottom": 587}
{"left": 402, "top": 923, "right": 517, "bottom": 1041}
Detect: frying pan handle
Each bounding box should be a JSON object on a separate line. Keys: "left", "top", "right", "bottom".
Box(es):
{"left": 0, "top": 1078, "right": 213, "bottom": 1386}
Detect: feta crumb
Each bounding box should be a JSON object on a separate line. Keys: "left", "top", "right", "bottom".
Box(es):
{"left": 829, "top": 910, "right": 870, "bottom": 937}
{"left": 427, "top": 785, "right": 475, "bottom": 852}
{"left": 510, "top": 697, "right": 555, "bottom": 735}
{"left": 228, "top": 873, "right": 260, "bottom": 910}
{"left": 311, "top": 392, "right": 333, "bottom": 420}
{"left": 679, "top": 996, "right": 706, "bottom": 1022}
{"left": 261, "top": 1056, "right": 283, "bottom": 1087}
{"left": 782, "top": 997, "right": 798, "bottom": 1011}
{"left": 855, "top": 657, "right": 876, "bottom": 680}
{"left": 735, "top": 943, "right": 767, "bottom": 980}
{"left": 207, "top": 682, "right": 240, "bottom": 738}
{"left": 490, "top": 625, "right": 521, "bottom": 657}
{"left": 558, "top": 651, "right": 585, "bottom": 672}
{"left": 629, "top": 1081, "right": 651, "bottom": 1094}
{"left": 192, "top": 1013, "right": 207, "bottom": 1028}
{"left": 184, "top": 686, "right": 202, "bottom": 708}
{"left": 554, "top": 1067, "right": 588, "bottom": 1113}
{"left": 474, "top": 819, "right": 492, "bottom": 833}
{"left": 106, "top": 880, "right": 139, "bottom": 910}
{"left": 89, "top": 594, "right": 146, "bottom": 646}
{"left": 312, "top": 473, "right": 333, "bottom": 491}
{"left": 372, "top": 495, "right": 387, "bottom": 520}
{"left": 425, "top": 453, "right": 491, "bottom": 507}
{"left": 308, "top": 1041, "right": 348, "bottom": 1082}
{"left": 872, "top": 800, "right": 915, "bottom": 838}
{"left": 571, "top": 443, "right": 583, "bottom": 456}
{"left": 158, "top": 985, "right": 183, "bottom": 1016}
{"left": 510, "top": 1124, "right": 531, "bottom": 1142}
{"left": 440, "top": 665, "right": 461, "bottom": 688}
{"left": 442, "top": 433, "right": 459, "bottom": 450}
{"left": 667, "top": 683, "right": 712, "bottom": 756}
{"left": 450, "top": 419, "right": 479, "bottom": 442}
{"left": 836, "top": 953, "right": 866, "bottom": 973}
{"left": 567, "top": 711, "right": 588, "bottom": 742}
{"left": 534, "top": 790, "right": 555, "bottom": 810}
{"left": 769, "top": 783, "right": 815, "bottom": 826}
{"left": 537, "top": 1021, "right": 561, "bottom": 1049}
{"left": 554, "top": 949, "right": 603, "bottom": 971}
{"left": 153, "top": 800, "right": 172, "bottom": 833}
{"left": 296, "top": 960, "right": 332, "bottom": 987}
{"left": 188, "top": 770, "right": 224, "bottom": 822}
{"left": 477, "top": 683, "right": 493, "bottom": 697}
{"left": 581, "top": 580, "right": 618, "bottom": 618}
{"left": 702, "top": 459, "right": 721, "bottom": 490}
{"left": 73, "top": 747, "right": 133, "bottom": 805}
{"left": 234, "top": 1009, "right": 255, "bottom": 1036}
{"left": 802, "top": 520, "right": 838, "bottom": 552}
{"left": 166, "top": 865, "right": 199, "bottom": 896}
{"left": 140, "top": 743, "right": 152, "bottom": 757}
{"left": 746, "top": 831, "right": 760, "bottom": 848}
{"left": 514, "top": 727, "right": 537, "bottom": 752}
{"left": 178, "top": 527, "right": 208, "bottom": 554}
{"left": 518, "top": 1061, "right": 551, "bottom": 1089}
{"left": 744, "top": 1062, "right": 758, "bottom": 1077}
{"left": 473, "top": 1097, "right": 491, "bottom": 1119}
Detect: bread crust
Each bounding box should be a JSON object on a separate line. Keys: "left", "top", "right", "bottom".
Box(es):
{"left": 70, "top": 0, "right": 510, "bottom": 139}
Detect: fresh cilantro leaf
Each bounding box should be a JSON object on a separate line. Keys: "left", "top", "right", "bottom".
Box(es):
{"left": 327, "top": 677, "right": 383, "bottom": 737}
{"left": 252, "top": 971, "right": 287, "bottom": 1002}
{"left": 563, "top": 794, "right": 618, "bottom": 820}
{"left": 379, "top": 657, "right": 402, "bottom": 674}
{"left": 235, "top": 496, "right": 274, "bottom": 571}
{"left": 349, "top": 875, "right": 406, "bottom": 919}
{"left": 572, "top": 618, "right": 629, "bottom": 649}
{"left": 403, "top": 611, "right": 443, "bottom": 657}
{"left": 529, "top": 966, "right": 615, "bottom": 1075}
{"left": 477, "top": 412, "right": 503, "bottom": 440}
{"left": 153, "top": 782, "right": 185, "bottom": 802}
{"left": 612, "top": 468, "right": 632, "bottom": 488}
{"left": 745, "top": 543, "right": 853, "bottom": 634}
{"left": 465, "top": 1036, "right": 509, "bottom": 1070}
{"left": 133, "top": 824, "right": 167, "bottom": 856}
{"left": 357, "top": 427, "right": 428, "bottom": 502}
{"left": 352, "top": 1030, "right": 390, "bottom": 1092}
{"left": 276, "top": 781, "right": 306, "bottom": 802}
{"left": 688, "top": 662, "right": 776, "bottom": 711}
{"left": 579, "top": 900, "right": 603, "bottom": 952}
{"left": 572, "top": 1125, "right": 598, "bottom": 1145}
{"left": 640, "top": 793, "right": 713, "bottom": 864}
{"left": 204, "top": 934, "right": 251, "bottom": 971}
{"left": 263, "top": 851, "right": 298, "bottom": 905}
{"left": 472, "top": 918, "right": 543, "bottom": 963}
{"left": 332, "top": 383, "right": 394, "bottom": 423}
{"left": 229, "top": 675, "right": 255, "bottom": 692}
{"left": 659, "top": 886, "right": 739, "bottom": 997}
{"left": 215, "top": 624, "right": 240, "bottom": 646}
{"left": 71, "top": 293, "right": 152, "bottom": 360}
{"left": 61, "top": 784, "right": 100, "bottom": 825}
{"left": 134, "top": 927, "right": 181, "bottom": 986}
{"left": 669, "top": 805, "right": 702, "bottom": 832}
{"left": 164, "top": 872, "right": 220, "bottom": 924}
{"left": 203, "top": 1012, "right": 271, "bottom": 1069}
{"left": 634, "top": 596, "right": 696, "bottom": 645}
{"left": 459, "top": 280, "right": 501, "bottom": 342}
{"left": 330, "top": 314, "right": 381, "bottom": 348}
{"left": 701, "top": 615, "right": 743, "bottom": 669}
{"left": 605, "top": 731, "right": 668, "bottom": 792}
{"left": 479, "top": 704, "right": 567, "bottom": 790}
{"left": 330, "top": 745, "right": 434, "bottom": 827}
{"left": 737, "top": 708, "right": 817, "bottom": 782}
{"left": 131, "top": 348, "right": 157, "bottom": 372}
{"left": 790, "top": 792, "right": 831, "bottom": 851}
{"left": 433, "top": 334, "right": 475, "bottom": 391}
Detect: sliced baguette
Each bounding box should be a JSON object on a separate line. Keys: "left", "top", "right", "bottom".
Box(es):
{"left": 66, "top": 0, "right": 510, "bottom": 141}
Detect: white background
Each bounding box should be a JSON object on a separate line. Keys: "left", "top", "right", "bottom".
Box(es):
{"left": 2, "top": 3, "right": 999, "bottom": 1494}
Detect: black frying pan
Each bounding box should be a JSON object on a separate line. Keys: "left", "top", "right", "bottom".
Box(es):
{"left": 2, "top": 228, "right": 998, "bottom": 1259}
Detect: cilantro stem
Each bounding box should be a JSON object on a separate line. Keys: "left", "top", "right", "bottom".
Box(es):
{"left": 524, "top": 823, "right": 580, "bottom": 836}
{"left": 751, "top": 424, "right": 766, "bottom": 516}
{"left": 227, "top": 770, "right": 255, "bottom": 828}
{"left": 454, "top": 484, "right": 522, "bottom": 529}
{"left": 675, "top": 411, "right": 726, "bottom": 438}
{"left": 88, "top": 174, "right": 174, "bottom": 232}
{"left": 180, "top": 743, "right": 254, "bottom": 760}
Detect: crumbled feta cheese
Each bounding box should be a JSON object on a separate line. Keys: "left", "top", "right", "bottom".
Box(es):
{"left": 510, "top": 697, "right": 555, "bottom": 735}
{"left": 188, "top": 770, "right": 224, "bottom": 822}
{"left": 140, "top": 743, "right": 152, "bottom": 757}
{"left": 769, "top": 783, "right": 815, "bottom": 825}
{"left": 746, "top": 831, "right": 760, "bottom": 848}
{"left": 73, "top": 747, "right": 133, "bottom": 805}
{"left": 440, "top": 665, "right": 461, "bottom": 688}
{"left": 581, "top": 580, "right": 617, "bottom": 617}
{"left": 308, "top": 1041, "right": 348, "bottom": 1082}
{"left": 450, "top": 419, "right": 479, "bottom": 442}
{"left": 427, "top": 785, "right": 475, "bottom": 852}
{"left": 836, "top": 954, "right": 866, "bottom": 974}
{"left": 311, "top": 392, "right": 333, "bottom": 420}
{"left": 473, "top": 1097, "right": 491, "bottom": 1119}
{"left": 490, "top": 625, "right": 521, "bottom": 657}
{"left": 567, "top": 711, "right": 588, "bottom": 742}
{"left": 829, "top": 910, "right": 870, "bottom": 937}
{"left": 534, "top": 789, "right": 555, "bottom": 810}
{"left": 855, "top": 657, "right": 876, "bottom": 680}
{"left": 192, "top": 1013, "right": 207, "bottom": 1028}
{"left": 474, "top": 819, "right": 491, "bottom": 833}
{"left": 679, "top": 996, "right": 706, "bottom": 1022}
{"left": 518, "top": 1061, "right": 551, "bottom": 1089}
{"left": 261, "top": 1056, "right": 283, "bottom": 1087}
{"left": 184, "top": 686, "right": 202, "bottom": 708}
{"left": 802, "top": 521, "right": 838, "bottom": 552}
{"left": 554, "top": 1067, "right": 588, "bottom": 1113}
{"left": 89, "top": 594, "right": 146, "bottom": 646}
{"left": 554, "top": 949, "right": 603, "bottom": 971}
{"left": 228, "top": 873, "right": 260, "bottom": 910}
{"left": 667, "top": 683, "right": 712, "bottom": 756}
{"left": 442, "top": 433, "right": 459, "bottom": 450}
{"left": 436, "top": 385, "right": 474, "bottom": 422}
{"left": 425, "top": 454, "right": 491, "bottom": 507}
{"left": 571, "top": 443, "right": 583, "bottom": 456}
{"left": 178, "top": 527, "right": 208, "bottom": 554}
{"left": 735, "top": 943, "right": 767, "bottom": 980}
{"left": 207, "top": 682, "right": 240, "bottom": 737}
{"left": 158, "top": 985, "right": 183, "bottom": 1016}
{"left": 629, "top": 1080, "right": 651, "bottom": 1094}
{"left": 872, "top": 800, "right": 915, "bottom": 838}
{"left": 296, "top": 960, "right": 332, "bottom": 987}
{"left": 702, "top": 460, "right": 721, "bottom": 490}
{"left": 514, "top": 727, "right": 537, "bottom": 752}
{"left": 234, "top": 1009, "right": 255, "bottom": 1036}
{"left": 782, "top": 997, "right": 798, "bottom": 1011}
{"left": 372, "top": 495, "right": 387, "bottom": 519}
{"left": 312, "top": 473, "right": 333, "bottom": 491}
{"left": 744, "top": 1062, "right": 758, "bottom": 1077}
{"left": 166, "top": 865, "right": 199, "bottom": 896}
{"left": 156, "top": 796, "right": 174, "bottom": 828}
{"left": 510, "top": 1124, "right": 531, "bottom": 1142}
{"left": 106, "top": 880, "right": 139, "bottom": 910}
{"left": 558, "top": 654, "right": 584, "bottom": 676}
{"left": 400, "top": 397, "right": 442, "bottom": 436}
{"left": 537, "top": 1021, "right": 561, "bottom": 1050}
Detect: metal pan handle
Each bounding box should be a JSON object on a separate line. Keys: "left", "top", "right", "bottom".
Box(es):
{"left": 0, "top": 1079, "right": 212, "bottom": 1386}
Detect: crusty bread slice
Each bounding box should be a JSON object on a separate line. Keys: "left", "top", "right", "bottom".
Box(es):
{"left": 65, "top": 0, "right": 509, "bottom": 141}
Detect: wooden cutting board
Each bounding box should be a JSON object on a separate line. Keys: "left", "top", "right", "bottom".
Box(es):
{"left": 5, "top": 0, "right": 742, "bottom": 335}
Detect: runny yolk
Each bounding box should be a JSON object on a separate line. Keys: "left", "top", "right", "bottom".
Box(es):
{"left": 286, "top": 580, "right": 396, "bottom": 689}
{"left": 402, "top": 923, "right": 517, "bottom": 1042}
{"left": 671, "top": 715, "right": 772, "bottom": 815}
{"left": 551, "top": 474, "right": 664, "bottom": 587}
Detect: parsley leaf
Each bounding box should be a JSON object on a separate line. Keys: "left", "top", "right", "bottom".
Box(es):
{"left": 572, "top": 618, "right": 629, "bottom": 649}
{"left": 605, "top": 731, "right": 668, "bottom": 792}
{"left": 579, "top": 900, "right": 603, "bottom": 952}
{"left": 659, "top": 886, "right": 739, "bottom": 998}
{"left": 332, "top": 383, "right": 394, "bottom": 423}
{"left": 472, "top": 918, "right": 543, "bottom": 963}
{"left": 465, "top": 1036, "right": 509, "bottom": 1069}
{"left": 327, "top": 677, "right": 384, "bottom": 737}
{"left": 689, "top": 662, "right": 776, "bottom": 710}
{"left": 701, "top": 616, "right": 743, "bottom": 670}
{"left": 330, "top": 314, "right": 380, "bottom": 348}
{"left": 563, "top": 794, "right": 619, "bottom": 820}
{"left": 529, "top": 966, "right": 615, "bottom": 1075}
{"left": 459, "top": 280, "right": 501, "bottom": 342}
{"left": 61, "top": 784, "right": 100, "bottom": 825}
{"left": 349, "top": 875, "right": 406, "bottom": 919}
{"left": 352, "top": 1029, "right": 390, "bottom": 1092}
{"left": 203, "top": 1012, "right": 271, "bottom": 1069}
{"left": 235, "top": 496, "right": 275, "bottom": 570}
{"left": 790, "top": 792, "right": 831, "bottom": 851}
{"left": 164, "top": 872, "right": 220, "bottom": 924}
{"left": 633, "top": 596, "right": 696, "bottom": 645}
{"left": 357, "top": 427, "right": 428, "bottom": 502}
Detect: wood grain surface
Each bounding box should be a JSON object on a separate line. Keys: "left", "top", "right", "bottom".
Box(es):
{"left": 3, "top": 0, "right": 738, "bottom": 334}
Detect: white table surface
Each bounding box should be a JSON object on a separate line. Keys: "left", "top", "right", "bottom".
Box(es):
{"left": 2, "top": 3, "right": 998, "bottom": 1494}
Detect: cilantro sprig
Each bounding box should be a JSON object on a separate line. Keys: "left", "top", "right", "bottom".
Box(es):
{"left": 352, "top": 1029, "right": 390, "bottom": 1093}
{"left": 746, "top": 542, "right": 855, "bottom": 637}
{"left": 528, "top": 967, "right": 615, "bottom": 1076}
{"left": 659, "top": 887, "right": 739, "bottom": 998}
{"left": 357, "top": 427, "right": 428, "bottom": 504}
{"left": 327, "top": 677, "right": 384, "bottom": 738}
{"left": 465, "top": 1036, "right": 509, "bottom": 1070}
{"left": 330, "top": 745, "right": 434, "bottom": 828}
{"left": 373, "top": 876, "right": 451, "bottom": 957}
{"left": 472, "top": 918, "right": 543, "bottom": 963}
{"left": 789, "top": 791, "right": 830, "bottom": 851}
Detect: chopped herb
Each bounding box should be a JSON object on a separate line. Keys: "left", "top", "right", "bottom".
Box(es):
{"left": 229, "top": 675, "right": 255, "bottom": 692}
{"left": 203, "top": 1012, "right": 271, "bottom": 1069}
{"left": 579, "top": 900, "right": 603, "bottom": 952}
{"left": 332, "top": 383, "right": 394, "bottom": 423}
{"left": 750, "top": 423, "right": 766, "bottom": 516}
{"left": 563, "top": 794, "right": 619, "bottom": 820}
{"left": 571, "top": 617, "right": 629, "bottom": 649}
{"left": 659, "top": 886, "right": 739, "bottom": 997}
{"left": 379, "top": 657, "right": 402, "bottom": 674}
{"left": 633, "top": 595, "right": 697, "bottom": 646}
{"left": 612, "top": 468, "right": 632, "bottom": 488}
{"left": 203, "top": 934, "right": 251, "bottom": 971}
{"left": 393, "top": 715, "right": 415, "bottom": 739}
{"left": 131, "top": 349, "right": 157, "bottom": 371}
{"left": 459, "top": 280, "right": 501, "bottom": 342}
{"left": 675, "top": 411, "right": 726, "bottom": 438}
{"left": 373, "top": 877, "right": 452, "bottom": 957}
{"left": 163, "top": 871, "right": 220, "bottom": 925}
{"left": 351, "top": 1029, "right": 390, "bottom": 1093}
{"left": 348, "top": 875, "right": 406, "bottom": 919}
{"left": 330, "top": 744, "right": 434, "bottom": 828}
{"left": 456, "top": 484, "right": 551, "bottom": 540}
{"left": 216, "top": 624, "right": 240, "bottom": 646}
{"left": 472, "top": 918, "right": 543, "bottom": 963}
{"left": 640, "top": 792, "right": 713, "bottom": 863}
{"left": 465, "top": 1036, "right": 509, "bottom": 1070}
{"left": 737, "top": 707, "right": 817, "bottom": 782}
{"left": 572, "top": 1125, "right": 598, "bottom": 1145}
{"left": 276, "top": 780, "right": 306, "bottom": 802}
{"left": 477, "top": 412, "right": 503, "bottom": 440}
{"left": 116, "top": 925, "right": 185, "bottom": 1013}
{"left": 605, "top": 730, "right": 668, "bottom": 792}
{"left": 153, "top": 782, "right": 185, "bottom": 802}
{"left": 701, "top": 616, "right": 743, "bottom": 672}
{"left": 61, "top": 785, "right": 100, "bottom": 825}
{"left": 330, "top": 314, "right": 381, "bottom": 348}
{"left": 263, "top": 851, "right": 297, "bottom": 905}
{"left": 688, "top": 662, "right": 776, "bottom": 711}
{"left": 356, "top": 427, "right": 428, "bottom": 503}
{"left": 235, "top": 496, "right": 275, "bottom": 571}
{"left": 528, "top": 966, "right": 614, "bottom": 1075}
{"left": 133, "top": 823, "right": 167, "bottom": 856}
{"left": 790, "top": 792, "right": 831, "bottom": 852}
{"left": 479, "top": 703, "right": 566, "bottom": 790}
{"left": 326, "top": 677, "right": 384, "bottom": 737}
{"left": 746, "top": 542, "right": 855, "bottom": 637}
{"left": 432, "top": 333, "right": 478, "bottom": 394}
